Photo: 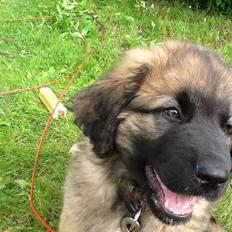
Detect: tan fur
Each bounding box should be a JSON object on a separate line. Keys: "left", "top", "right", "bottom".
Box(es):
{"left": 59, "top": 41, "right": 230, "bottom": 232}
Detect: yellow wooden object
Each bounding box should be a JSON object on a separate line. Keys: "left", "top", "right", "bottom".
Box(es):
{"left": 39, "top": 87, "right": 67, "bottom": 119}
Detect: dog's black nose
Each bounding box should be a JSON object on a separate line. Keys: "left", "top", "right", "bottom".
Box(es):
{"left": 196, "top": 165, "right": 228, "bottom": 185}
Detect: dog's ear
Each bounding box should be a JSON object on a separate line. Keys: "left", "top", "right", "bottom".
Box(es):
{"left": 73, "top": 61, "right": 152, "bottom": 158}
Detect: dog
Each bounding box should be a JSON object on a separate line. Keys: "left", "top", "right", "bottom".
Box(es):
{"left": 59, "top": 41, "right": 232, "bottom": 232}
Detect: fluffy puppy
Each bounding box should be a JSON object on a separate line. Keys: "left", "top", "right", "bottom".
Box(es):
{"left": 59, "top": 41, "right": 232, "bottom": 232}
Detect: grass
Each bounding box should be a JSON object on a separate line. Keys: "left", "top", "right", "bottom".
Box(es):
{"left": 0, "top": 0, "right": 232, "bottom": 231}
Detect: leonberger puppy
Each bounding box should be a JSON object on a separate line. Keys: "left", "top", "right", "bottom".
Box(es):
{"left": 59, "top": 41, "right": 232, "bottom": 232}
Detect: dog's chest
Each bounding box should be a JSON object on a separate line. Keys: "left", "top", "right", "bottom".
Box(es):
{"left": 82, "top": 203, "right": 211, "bottom": 232}
{"left": 87, "top": 212, "right": 210, "bottom": 232}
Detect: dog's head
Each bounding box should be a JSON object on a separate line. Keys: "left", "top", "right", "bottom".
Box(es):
{"left": 73, "top": 41, "right": 232, "bottom": 225}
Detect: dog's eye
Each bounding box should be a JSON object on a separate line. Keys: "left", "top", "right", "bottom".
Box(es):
{"left": 163, "top": 107, "right": 181, "bottom": 120}
{"left": 226, "top": 117, "right": 232, "bottom": 135}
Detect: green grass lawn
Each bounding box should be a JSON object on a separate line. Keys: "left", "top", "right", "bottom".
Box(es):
{"left": 0, "top": 0, "right": 232, "bottom": 231}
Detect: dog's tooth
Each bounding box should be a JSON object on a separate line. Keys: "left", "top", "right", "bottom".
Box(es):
{"left": 164, "top": 200, "right": 169, "bottom": 208}
{"left": 164, "top": 201, "right": 168, "bottom": 208}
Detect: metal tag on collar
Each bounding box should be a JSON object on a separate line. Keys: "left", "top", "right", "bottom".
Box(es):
{"left": 121, "top": 209, "right": 141, "bottom": 232}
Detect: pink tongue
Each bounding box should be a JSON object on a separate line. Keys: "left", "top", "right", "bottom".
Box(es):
{"left": 158, "top": 176, "right": 197, "bottom": 215}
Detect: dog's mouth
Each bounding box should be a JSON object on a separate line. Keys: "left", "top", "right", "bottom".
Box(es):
{"left": 145, "top": 165, "right": 197, "bottom": 225}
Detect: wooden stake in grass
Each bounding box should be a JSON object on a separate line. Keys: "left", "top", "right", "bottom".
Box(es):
{"left": 39, "top": 87, "right": 67, "bottom": 119}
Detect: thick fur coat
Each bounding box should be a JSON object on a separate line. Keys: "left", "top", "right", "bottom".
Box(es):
{"left": 59, "top": 41, "right": 232, "bottom": 232}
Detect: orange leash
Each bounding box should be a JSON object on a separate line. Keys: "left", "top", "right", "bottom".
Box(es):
{"left": 29, "top": 53, "right": 90, "bottom": 231}
{"left": 0, "top": 76, "right": 67, "bottom": 95}
{"left": 0, "top": 51, "right": 90, "bottom": 231}
{"left": 1, "top": 28, "right": 104, "bottom": 230}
